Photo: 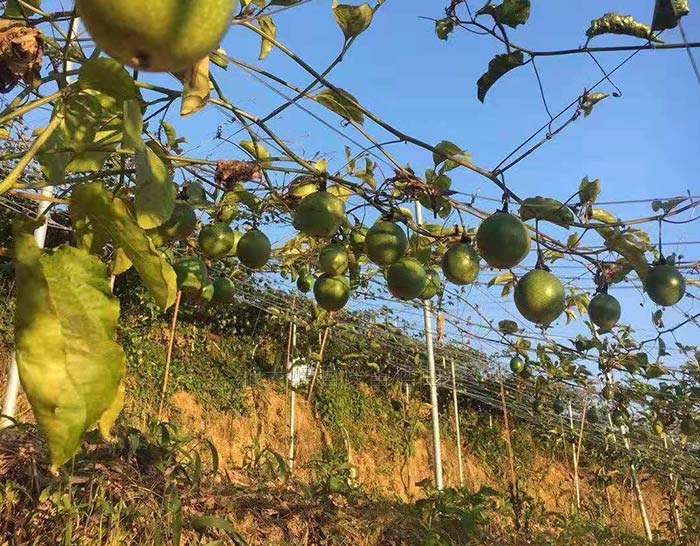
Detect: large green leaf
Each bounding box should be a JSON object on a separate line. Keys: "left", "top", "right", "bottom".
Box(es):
{"left": 477, "top": 51, "right": 524, "bottom": 103}
{"left": 432, "top": 140, "right": 471, "bottom": 172}
{"left": 13, "top": 230, "right": 125, "bottom": 469}
{"left": 78, "top": 58, "right": 139, "bottom": 103}
{"left": 477, "top": 0, "right": 530, "bottom": 28}
{"left": 333, "top": 3, "right": 373, "bottom": 40}
{"left": 519, "top": 196, "right": 575, "bottom": 227}
{"left": 586, "top": 13, "right": 661, "bottom": 42}
{"left": 258, "top": 16, "right": 277, "bottom": 60}
{"left": 71, "top": 183, "right": 177, "bottom": 311}
{"left": 596, "top": 225, "right": 652, "bottom": 282}
{"left": 315, "top": 88, "right": 365, "bottom": 124}
{"left": 135, "top": 145, "right": 177, "bottom": 229}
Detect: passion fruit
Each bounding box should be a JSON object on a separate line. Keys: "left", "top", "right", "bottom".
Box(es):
{"left": 293, "top": 191, "right": 346, "bottom": 238}
{"left": 364, "top": 221, "right": 408, "bottom": 266}
{"left": 212, "top": 277, "right": 235, "bottom": 304}
{"left": 586, "top": 407, "right": 600, "bottom": 424}
{"left": 552, "top": 398, "right": 565, "bottom": 415}
{"left": 319, "top": 244, "right": 349, "bottom": 276}
{"left": 645, "top": 264, "right": 686, "bottom": 307}
{"left": 588, "top": 292, "right": 621, "bottom": 332}
{"left": 476, "top": 212, "right": 531, "bottom": 269}
{"left": 652, "top": 420, "right": 665, "bottom": 437}
{"left": 297, "top": 271, "right": 315, "bottom": 293}
{"left": 349, "top": 225, "right": 368, "bottom": 255}
{"left": 386, "top": 257, "right": 427, "bottom": 300}
{"left": 198, "top": 222, "right": 235, "bottom": 259}
{"left": 237, "top": 229, "right": 271, "bottom": 269}
{"left": 419, "top": 267, "right": 442, "bottom": 300}
{"left": 441, "top": 242, "right": 480, "bottom": 285}
{"left": 509, "top": 356, "right": 525, "bottom": 374}
{"left": 611, "top": 409, "right": 627, "bottom": 427}
{"left": 173, "top": 256, "right": 209, "bottom": 294}
{"left": 514, "top": 270, "right": 565, "bottom": 326}
{"left": 532, "top": 399, "right": 545, "bottom": 415}
{"left": 313, "top": 274, "right": 350, "bottom": 312}
{"left": 161, "top": 201, "right": 197, "bottom": 239}
{"left": 681, "top": 417, "right": 697, "bottom": 436}
{"left": 601, "top": 384, "right": 615, "bottom": 401}
{"left": 76, "top": 0, "right": 235, "bottom": 72}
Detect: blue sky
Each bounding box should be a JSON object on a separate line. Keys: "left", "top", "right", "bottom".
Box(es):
{"left": 20, "top": 1, "right": 700, "bottom": 368}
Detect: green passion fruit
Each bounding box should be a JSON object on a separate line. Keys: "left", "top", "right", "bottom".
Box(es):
{"left": 76, "top": 0, "right": 235, "bottom": 72}
{"left": 159, "top": 201, "right": 197, "bottom": 241}
{"left": 588, "top": 292, "right": 621, "bottom": 332}
{"left": 293, "top": 191, "right": 346, "bottom": 238}
{"left": 237, "top": 229, "right": 271, "bottom": 269}
{"left": 645, "top": 264, "right": 686, "bottom": 307}
{"left": 314, "top": 274, "right": 350, "bottom": 312}
{"left": 386, "top": 257, "right": 427, "bottom": 300}
{"left": 586, "top": 407, "right": 600, "bottom": 424}
{"left": 611, "top": 409, "right": 628, "bottom": 427}
{"left": 319, "top": 243, "right": 349, "bottom": 276}
{"left": 297, "top": 271, "right": 315, "bottom": 293}
{"left": 552, "top": 398, "right": 565, "bottom": 415}
{"left": 601, "top": 384, "right": 615, "bottom": 401}
{"left": 514, "top": 270, "right": 565, "bottom": 326}
{"left": 532, "top": 399, "right": 545, "bottom": 415}
{"left": 509, "top": 356, "right": 525, "bottom": 374}
{"left": 364, "top": 221, "right": 408, "bottom": 266}
{"left": 349, "top": 225, "right": 368, "bottom": 255}
{"left": 173, "top": 256, "right": 209, "bottom": 294}
{"left": 441, "top": 242, "right": 480, "bottom": 285}
{"left": 198, "top": 222, "right": 235, "bottom": 259}
{"left": 212, "top": 277, "right": 235, "bottom": 304}
{"left": 476, "top": 212, "right": 531, "bottom": 269}
{"left": 419, "top": 267, "right": 442, "bottom": 300}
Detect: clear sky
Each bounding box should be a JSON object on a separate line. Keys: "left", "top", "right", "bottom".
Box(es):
{"left": 20, "top": 1, "right": 700, "bottom": 368}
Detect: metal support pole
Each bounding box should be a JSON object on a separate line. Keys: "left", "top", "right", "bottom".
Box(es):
{"left": 415, "top": 201, "right": 443, "bottom": 490}
{"left": 1, "top": 186, "right": 54, "bottom": 429}
{"left": 450, "top": 359, "right": 464, "bottom": 486}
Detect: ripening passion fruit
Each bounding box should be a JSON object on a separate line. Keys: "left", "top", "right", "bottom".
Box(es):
{"left": 441, "top": 242, "right": 480, "bottom": 285}
{"left": 645, "top": 264, "right": 686, "bottom": 307}
{"left": 419, "top": 267, "right": 442, "bottom": 300}
{"left": 237, "top": 229, "right": 271, "bottom": 269}
{"left": 212, "top": 277, "right": 235, "bottom": 304}
{"left": 386, "top": 257, "right": 427, "bottom": 300}
{"left": 476, "top": 212, "right": 531, "bottom": 269}
{"left": 319, "top": 243, "right": 349, "bottom": 276}
{"left": 76, "top": 0, "right": 236, "bottom": 72}
{"left": 514, "top": 270, "right": 565, "bottom": 326}
{"left": 293, "top": 191, "right": 346, "bottom": 238}
{"left": 588, "top": 292, "right": 621, "bottom": 332}
{"left": 198, "top": 222, "right": 235, "bottom": 259}
{"left": 313, "top": 274, "right": 350, "bottom": 312}
{"left": 509, "top": 356, "right": 525, "bottom": 374}
{"left": 364, "top": 221, "right": 408, "bottom": 266}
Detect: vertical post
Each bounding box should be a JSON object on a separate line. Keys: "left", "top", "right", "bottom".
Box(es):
{"left": 663, "top": 434, "right": 682, "bottom": 532}
{"left": 287, "top": 321, "right": 297, "bottom": 473}
{"left": 449, "top": 359, "right": 464, "bottom": 486}
{"left": 415, "top": 201, "right": 443, "bottom": 490}
{"left": 567, "top": 402, "right": 581, "bottom": 510}
{"left": 621, "top": 425, "right": 653, "bottom": 542}
{"left": 1, "top": 186, "right": 54, "bottom": 429}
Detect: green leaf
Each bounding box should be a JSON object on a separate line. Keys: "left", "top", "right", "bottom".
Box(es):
{"left": 477, "top": 0, "right": 531, "bottom": 28}
{"left": 122, "top": 100, "right": 143, "bottom": 152}
{"left": 590, "top": 208, "right": 617, "bottom": 224}
{"left": 315, "top": 88, "right": 365, "bottom": 124}
{"left": 477, "top": 51, "right": 524, "bottom": 103}
{"left": 78, "top": 58, "right": 139, "bottom": 104}
{"left": 651, "top": 197, "right": 685, "bottom": 214}
{"left": 71, "top": 183, "right": 177, "bottom": 311}
{"left": 652, "top": 0, "right": 690, "bottom": 31}
{"left": 135, "top": 145, "right": 177, "bottom": 229}
{"left": 190, "top": 516, "right": 247, "bottom": 545}
{"left": 596, "top": 226, "right": 651, "bottom": 283}
{"left": 180, "top": 57, "right": 210, "bottom": 117}
{"left": 258, "top": 16, "right": 276, "bottom": 60}
{"left": 519, "top": 196, "right": 575, "bottom": 227}
{"left": 432, "top": 140, "right": 471, "bottom": 172}
{"left": 13, "top": 232, "right": 125, "bottom": 469}
{"left": 3, "top": 0, "right": 41, "bottom": 17}
{"left": 578, "top": 176, "right": 600, "bottom": 204}
{"left": 435, "top": 18, "right": 454, "bottom": 40}
{"left": 333, "top": 3, "right": 373, "bottom": 40}
{"left": 586, "top": 13, "right": 661, "bottom": 42}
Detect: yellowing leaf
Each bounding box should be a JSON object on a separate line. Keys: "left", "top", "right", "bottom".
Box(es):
{"left": 135, "top": 145, "right": 177, "bottom": 229}
{"left": 258, "top": 15, "right": 277, "bottom": 60}
{"left": 13, "top": 232, "right": 125, "bottom": 469}
{"left": 71, "top": 183, "right": 177, "bottom": 311}
{"left": 333, "top": 3, "right": 373, "bottom": 40}
{"left": 578, "top": 176, "right": 601, "bottom": 204}
{"left": 586, "top": 13, "right": 661, "bottom": 42}
{"left": 590, "top": 208, "right": 617, "bottom": 224}
{"left": 180, "top": 57, "right": 211, "bottom": 117}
